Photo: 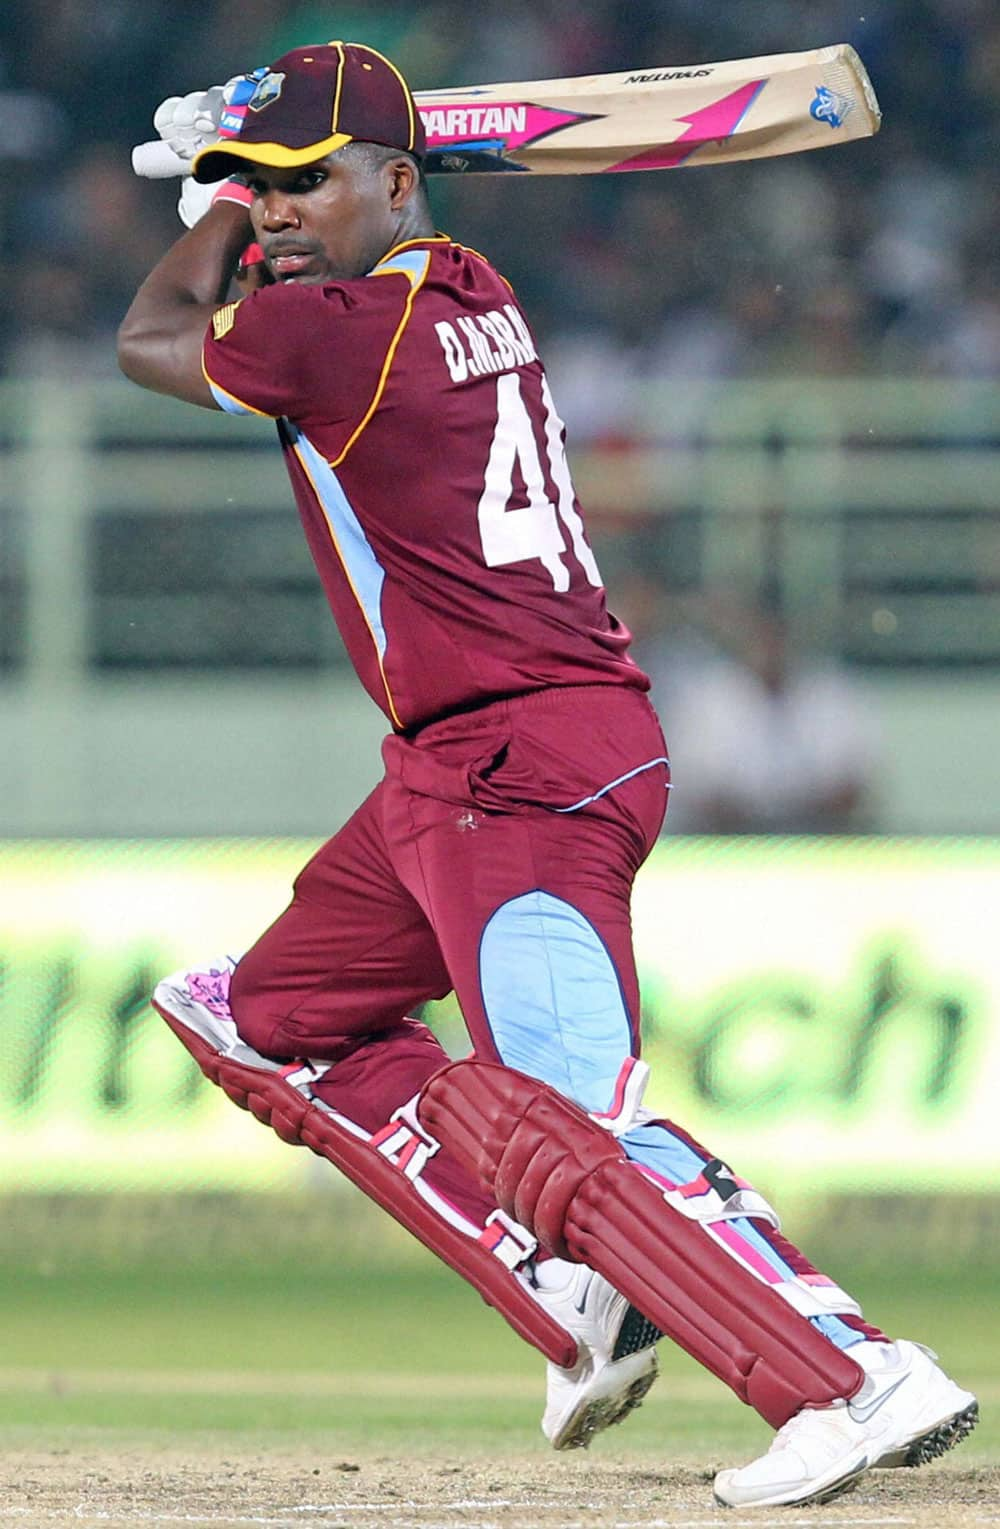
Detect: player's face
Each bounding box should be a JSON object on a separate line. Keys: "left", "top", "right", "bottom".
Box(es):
{"left": 245, "top": 153, "right": 406, "bottom": 284}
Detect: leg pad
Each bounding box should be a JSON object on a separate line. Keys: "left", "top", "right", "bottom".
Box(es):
{"left": 155, "top": 1002, "right": 577, "bottom": 1369}
{"left": 419, "top": 1058, "right": 864, "bottom": 1428}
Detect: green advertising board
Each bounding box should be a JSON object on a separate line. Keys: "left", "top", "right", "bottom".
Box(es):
{"left": 0, "top": 839, "right": 994, "bottom": 1193}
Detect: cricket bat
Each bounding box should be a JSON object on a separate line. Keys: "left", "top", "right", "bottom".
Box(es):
{"left": 132, "top": 43, "right": 880, "bottom": 180}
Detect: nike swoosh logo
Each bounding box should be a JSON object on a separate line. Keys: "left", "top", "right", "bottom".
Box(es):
{"left": 573, "top": 1291, "right": 589, "bottom": 1315}
{"left": 848, "top": 1373, "right": 908, "bottom": 1424}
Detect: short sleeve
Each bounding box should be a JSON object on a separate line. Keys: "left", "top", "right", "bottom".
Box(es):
{"left": 202, "top": 277, "right": 411, "bottom": 425}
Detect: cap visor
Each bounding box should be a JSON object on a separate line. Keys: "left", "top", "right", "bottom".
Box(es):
{"left": 192, "top": 131, "right": 354, "bottom": 183}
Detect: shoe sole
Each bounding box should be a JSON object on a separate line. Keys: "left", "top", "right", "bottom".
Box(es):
{"left": 877, "top": 1400, "right": 979, "bottom": 1469}
{"left": 553, "top": 1354, "right": 659, "bottom": 1451}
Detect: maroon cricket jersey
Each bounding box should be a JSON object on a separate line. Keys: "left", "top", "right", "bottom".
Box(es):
{"left": 203, "top": 236, "right": 647, "bottom": 730}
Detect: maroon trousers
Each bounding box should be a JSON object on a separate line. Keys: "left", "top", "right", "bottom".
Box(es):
{"left": 225, "top": 681, "right": 884, "bottom": 1347}
{"left": 230, "top": 683, "right": 669, "bottom": 1221}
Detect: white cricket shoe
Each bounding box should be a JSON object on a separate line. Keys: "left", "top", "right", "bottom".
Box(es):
{"left": 713, "top": 1338, "right": 978, "bottom": 1508}
{"left": 153, "top": 954, "right": 291, "bottom": 1070}
{"left": 533, "top": 1261, "right": 660, "bottom": 1450}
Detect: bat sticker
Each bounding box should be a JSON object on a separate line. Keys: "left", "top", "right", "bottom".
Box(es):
{"left": 810, "top": 85, "right": 853, "bottom": 129}
{"left": 420, "top": 103, "right": 596, "bottom": 154}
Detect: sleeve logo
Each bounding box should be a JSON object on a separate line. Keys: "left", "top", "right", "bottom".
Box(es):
{"left": 212, "top": 301, "right": 241, "bottom": 340}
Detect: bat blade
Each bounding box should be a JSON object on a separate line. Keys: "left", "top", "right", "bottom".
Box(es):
{"left": 131, "top": 44, "right": 880, "bottom": 182}
{"left": 415, "top": 44, "right": 881, "bottom": 174}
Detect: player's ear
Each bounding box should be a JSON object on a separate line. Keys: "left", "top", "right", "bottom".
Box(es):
{"left": 387, "top": 156, "right": 419, "bottom": 209}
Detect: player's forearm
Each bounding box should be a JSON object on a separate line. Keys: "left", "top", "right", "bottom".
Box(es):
{"left": 117, "top": 201, "right": 252, "bottom": 407}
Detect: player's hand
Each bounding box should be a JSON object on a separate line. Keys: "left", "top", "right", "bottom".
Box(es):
{"left": 178, "top": 177, "right": 254, "bottom": 232}
{"left": 177, "top": 174, "right": 221, "bottom": 228}
{"left": 151, "top": 70, "right": 268, "bottom": 171}
{"left": 236, "top": 244, "right": 274, "bottom": 292}
{"left": 215, "top": 69, "right": 270, "bottom": 140}
{"left": 153, "top": 87, "right": 227, "bottom": 168}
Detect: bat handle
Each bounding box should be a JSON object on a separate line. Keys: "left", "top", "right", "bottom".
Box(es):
{"left": 131, "top": 140, "right": 190, "bottom": 179}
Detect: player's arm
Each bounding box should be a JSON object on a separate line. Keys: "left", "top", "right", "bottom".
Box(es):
{"left": 117, "top": 199, "right": 253, "bottom": 409}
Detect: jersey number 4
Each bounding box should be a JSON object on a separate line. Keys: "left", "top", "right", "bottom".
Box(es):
{"left": 478, "top": 373, "right": 603, "bottom": 592}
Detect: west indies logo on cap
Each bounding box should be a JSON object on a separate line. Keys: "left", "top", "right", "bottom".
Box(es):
{"left": 192, "top": 40, "right": 426, "bottom": 181}
{"left": 248, "top": 72, "right": 286, "bottom": 112}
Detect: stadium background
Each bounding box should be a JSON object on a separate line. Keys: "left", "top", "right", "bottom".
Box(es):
{"left": 1, "top": 0, "right": 998, "bottom": 1518}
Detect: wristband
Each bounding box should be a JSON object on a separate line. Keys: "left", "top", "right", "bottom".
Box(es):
{"left": 212, "top": 180, "right": 255, "bottom": 210}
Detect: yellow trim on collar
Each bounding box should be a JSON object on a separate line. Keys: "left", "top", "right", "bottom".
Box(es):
{"left": 373, "top": 235, "right": 451, "bottom": 267}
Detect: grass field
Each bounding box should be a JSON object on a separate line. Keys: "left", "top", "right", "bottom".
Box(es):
{"left": 1, "top": 1195, "right": 996, "bottom": 1528}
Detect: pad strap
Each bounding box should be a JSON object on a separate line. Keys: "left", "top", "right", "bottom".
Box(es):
{"left": 154, "top": 1002, "right": 577, "bottom": 1368}
{"left": 419, "top": 1059, "right": 864, "bottom": 1428}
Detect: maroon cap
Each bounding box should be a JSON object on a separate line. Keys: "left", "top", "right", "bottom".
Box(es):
{"left": 192, "top": 40, "right": 426, "bottom": 183}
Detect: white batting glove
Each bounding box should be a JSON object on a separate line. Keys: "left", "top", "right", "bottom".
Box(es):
{"left": 148, "top": 70, "right": 268, "bottom": 176}
{"left": 178, "top": 177, "right": 255, "bottom": 231}
{"left": 177, "top": 173, "right": 220, "bottom": 227}
{"left": 152, "top": 87, "right": 226, "bottom": 176}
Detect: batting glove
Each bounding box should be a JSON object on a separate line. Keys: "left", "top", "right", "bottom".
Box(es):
{"left": 178, "top": 177, "right": 254, "bottom": 231}
{"left": 150, "top": 69, "right": 268, "bottom": 176}
{"left": 153, "top": 87, "right": 226, "bottom": 171}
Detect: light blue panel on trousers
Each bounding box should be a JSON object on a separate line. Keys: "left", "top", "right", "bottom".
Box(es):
{"left": 620, "top": 1120, "right": 708, "bottom": 1182}
{"left": 478, "top": 891, "right": 632, "bottom": 1113}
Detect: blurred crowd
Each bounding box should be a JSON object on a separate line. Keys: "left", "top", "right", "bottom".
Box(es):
{"left": 617, "top": 581, "right": 881, "bottom": 833}
{"left": 1, "top": 0, "right": 999, "bottom": 415}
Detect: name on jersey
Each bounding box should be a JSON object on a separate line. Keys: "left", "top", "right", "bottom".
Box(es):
{"left": 420, "top": 104, "right": 528, "bottom": 140}
{"left": 435, "top": 304, "right": 538, "bottom": 383}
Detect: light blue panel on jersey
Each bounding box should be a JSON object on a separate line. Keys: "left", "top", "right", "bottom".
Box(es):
{"left": 208, "top": 382, "right": 255, "bottom": 416}
{"left": 370, "top": 248, "right": 432, "bottom": 287}
{"left": 478, "top": 891, "right": 632, "bottom": 1112}
{"left": 292, "top": 428, "right": 389, "bottom": 659}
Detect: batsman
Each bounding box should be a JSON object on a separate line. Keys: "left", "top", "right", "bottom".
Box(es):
{"left": 119, "top": 41, "right": 976, "bottom": 1509}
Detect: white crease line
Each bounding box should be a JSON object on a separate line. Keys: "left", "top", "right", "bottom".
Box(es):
{"left": 287, "top": 1504, "right": 515, "bottom": 1513}
{"left": 284, "top": 1513, "right": 921, "bottom": 1526}
{"left": 602, "top": 1521, "right": 919, "bottom": 1528}
{"left": 0, "top": 1513, "right": 305, "bottom": 1527}
{"left": 0, "top": 1509, "right": 991, "bottom": 1528}
{"left": 0, "top": 1517, "right": 928, "bottom": 1527}
{"left": 602, "top": 1521, "right": 922, "bottom": 1528}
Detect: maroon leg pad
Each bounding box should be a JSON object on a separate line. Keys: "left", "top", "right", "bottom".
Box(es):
{"left": 155, "top": 1004, "right": 577, "bottom": 1369}
{"left": 419, "top": 1058, "right": 864, "bottom": 1429}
